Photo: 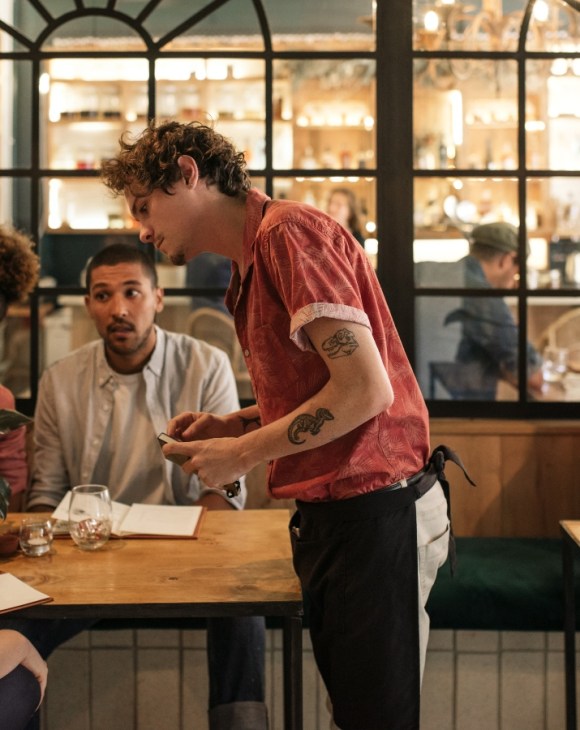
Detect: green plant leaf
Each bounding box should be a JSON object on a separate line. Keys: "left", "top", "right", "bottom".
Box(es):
{"left": 0, "top": 477, "right": 11, "bottom": 522}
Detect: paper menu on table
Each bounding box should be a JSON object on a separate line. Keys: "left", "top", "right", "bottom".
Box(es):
{"left": 118, "top": 504, "right": 203, "bottom": 537}
{"left": 51, "top": 493, "right": 203, "bottom": 537}
{"left": 0, "top": 573, "right": 53, "bottom": 614}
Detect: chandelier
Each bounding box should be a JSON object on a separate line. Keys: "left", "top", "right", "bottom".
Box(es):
{"left": 414, "top": 0, "right": 579, "bottom": 86}
{"left": 415, "top": 0, "right": 523, "bottom": 53}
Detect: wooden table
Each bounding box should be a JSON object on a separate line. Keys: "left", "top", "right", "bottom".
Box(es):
{"left": 560, "top": 520, "right": 580, "bottom": 730}
{"left": 1, "top": 509, "right": 304, "bottom": 730}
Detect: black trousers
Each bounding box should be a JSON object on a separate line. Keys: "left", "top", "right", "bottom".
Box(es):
{"left": 0, "top": 665, "right": 41, "bottom": 730}
{"left": 291, "top": 486, "right": 423, "bottom": 730}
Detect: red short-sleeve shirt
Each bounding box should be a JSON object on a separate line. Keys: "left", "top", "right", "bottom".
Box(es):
{"left": 225, "top": 188, "right": 429, "bottom": 501}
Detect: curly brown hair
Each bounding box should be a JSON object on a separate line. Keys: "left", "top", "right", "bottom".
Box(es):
{"left": 101, "top": 120, "right": 252, "bottom": 198}
{"left": 0, "top": 225, "right": 39, "bottom": 321}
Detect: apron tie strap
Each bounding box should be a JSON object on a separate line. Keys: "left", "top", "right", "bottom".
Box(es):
{"left": 428, "top": 444, "right": 476, "bottom": 575}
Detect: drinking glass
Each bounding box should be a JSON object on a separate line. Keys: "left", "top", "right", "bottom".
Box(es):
{"left": 19, "top": 517, "right": 53, "bottom": 557}
{"left": 567, "top": 345, "right": 580, "bottom": 374}
{"left": 68, "top": 484, "right": 112, "bottom": 551}
{"left": 541, "top": 346, "right": 568, "bottom": 384}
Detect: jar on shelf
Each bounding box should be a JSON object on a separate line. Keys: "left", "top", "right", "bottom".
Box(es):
{"left": 80, "top": 87, "right": 99, "bottom": 119}
{"left": 321, "top": 147, "right": 339, "bottom": 168}
{"left": 102, "top": 93, "right": 121, "bottom": 120}
{"left": 340, "top": 149, "right": 353, "bottom": 168}
{"left": 181, "top": 91, "right": 201, "bottom": 121}
{"left": 300, "top": 146, "right": 318, "bottom": 169}
{"left": 76, "top": 149, "right": 96, "bottom": 170}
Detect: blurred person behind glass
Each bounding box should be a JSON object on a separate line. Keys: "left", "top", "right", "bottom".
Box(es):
{"left": 186, "top": 251, "right": 231, "bottom": 314}
{"left": 326, "top": 188, "right": 365, "bottom": 246}
{"left": 416, "top": 222, "right": 542, "bottom": 399}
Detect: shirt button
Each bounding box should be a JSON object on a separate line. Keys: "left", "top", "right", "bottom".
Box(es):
{"left": 103, "top": 404, "right": 110, "bottom": 412}
{"left": 92, "top": 438, "right": 99, "bottom": 446}
{"left": 244, "top": 349, "right": 250, "bottom": 357}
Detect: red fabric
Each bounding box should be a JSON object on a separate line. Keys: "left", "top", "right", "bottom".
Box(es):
{"left": 226, "top": 189, "right": 430, "bottom": 502}
{"left": 0, "top": 385, "right": 27, "bottom": 495}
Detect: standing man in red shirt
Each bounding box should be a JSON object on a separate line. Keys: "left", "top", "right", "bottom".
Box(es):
{"left": 102, "top": 121, "right": 466, "bottom": 730}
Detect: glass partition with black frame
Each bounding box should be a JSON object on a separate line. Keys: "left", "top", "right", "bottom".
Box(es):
{"left": 412, "top": 0, "right": 580, "bottom": 417}
{"left": 4, "top": 0, "right": 580, "bottom": 420}
{"left": 0, "top": 0, "right": 377, "bottom": 410}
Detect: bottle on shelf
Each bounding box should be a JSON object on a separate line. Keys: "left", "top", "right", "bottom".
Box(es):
{"left": 484, "top": 137, "right": 495, "bottom": 169}
{"left": 438, "top": 136, "right": 448, "bottom": 169}
{"left": 181, "top": 90, "right": 201, "bottom": 121}
{"left": 340, "top": 149, "right": 353, "bottom": 168}
{"left": 321, "top": 147, "right": 338, "bottom": 168}
{"left": 102, "top": 93, "right": 121, "bottom": 120}
{"left": 300, "top": 146, "right": 318, "bottom": 169}
{"left": 273, "top": 96, "right": 284, "bottom": 120}
{"left": 417, "top": 135, "right": 436, "bottom": 169}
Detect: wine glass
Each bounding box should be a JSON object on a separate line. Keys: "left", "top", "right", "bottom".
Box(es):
{"left": 541, "top": 346, "right": 568, "bottom": 385}
{"left": 567, "top": 345, "right": 580, "bottom": 375}
{"left": 68, "top": 484, "right": 112, "bottom": 551}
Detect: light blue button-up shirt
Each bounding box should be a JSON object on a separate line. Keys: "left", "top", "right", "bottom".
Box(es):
{"left": 27, "top": 326, "right": 245, "bottom": 510}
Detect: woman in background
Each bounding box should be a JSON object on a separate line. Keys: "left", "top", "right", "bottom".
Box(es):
{"left": 326, "top": 187, "right": 365, "bottom": 246}
{"left": 0, "top": 226, "right": 39, "bottom": 511}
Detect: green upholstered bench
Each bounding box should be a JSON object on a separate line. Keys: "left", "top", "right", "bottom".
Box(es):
{"left": 426, "top": 537, "right": 577, "bottom": 632}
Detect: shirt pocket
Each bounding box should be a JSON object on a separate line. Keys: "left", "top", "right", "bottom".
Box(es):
{"left": 251, "top": 323, "right": 302, "bottom": 404}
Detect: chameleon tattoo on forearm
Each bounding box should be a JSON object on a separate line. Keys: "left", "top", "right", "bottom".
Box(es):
{"left": 288, "top": 408, "right": 334, "bottom": 445}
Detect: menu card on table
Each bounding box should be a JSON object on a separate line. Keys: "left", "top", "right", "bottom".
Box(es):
{"left": 0, "top": 573, "right": 53, "bottom": 614}
{"left": 52, "top": 493, "right": 204, "bottom": 538}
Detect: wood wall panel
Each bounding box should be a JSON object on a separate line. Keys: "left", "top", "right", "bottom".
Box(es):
{"left": 537, "top": 435, "right": 580, "bottom": 534}
{"left": 500, "top": 435, "right": 543, "bottom": 537}
{"left": 432, "top": 434, "right": 503, "bottom": 537}
{"left": 431, "top": 420, "right": 580, "bottom": 537}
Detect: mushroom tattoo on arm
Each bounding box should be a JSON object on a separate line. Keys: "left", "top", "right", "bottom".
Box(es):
{"left": 322, "top": 328, "right": 359, "bottom": 359}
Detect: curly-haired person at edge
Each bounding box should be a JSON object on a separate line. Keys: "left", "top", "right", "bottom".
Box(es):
{"left": 101, "top": 120, "right": 473, "bottom": 730}
{"left": 0, "top": 227, "right": 46, "bottom": 729}
{"left": 0, "top": 225, "right": 39, "bottom": 512}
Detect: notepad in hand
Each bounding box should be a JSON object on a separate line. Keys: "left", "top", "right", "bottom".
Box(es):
{"left": 0, "top": 573, "right": 53, "bottom": 614}
{"left": 52, "top": 494, "right": 204, "bottom": 538}
{"left": 0, "top": 408, "right": 32, "bottom": 435}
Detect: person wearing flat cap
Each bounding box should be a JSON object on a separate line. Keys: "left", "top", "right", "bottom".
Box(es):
{"left": 443, "top": 221, "right": 543, "bottom": 399}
